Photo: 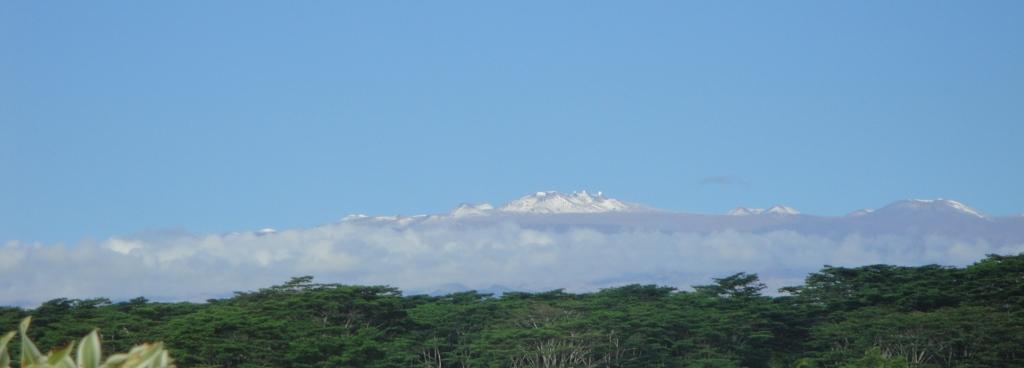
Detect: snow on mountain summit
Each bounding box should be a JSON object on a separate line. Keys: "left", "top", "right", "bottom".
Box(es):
{"left": 727, "top": 205, "right": 799, "bottom": 216}
{"left": 498, "top": 190, "right": 646, "bottom": 214}
{"left": 449, "top": 203, "right": 495, "bottom": 218}
{"left": 846, "top": 208, "right": 874, "bottom": 217}
{"left": 877, "top": 199, "right": 986, "bottom": 218}
{"left": 340, "top": 191, "right": 649, "bottom": 223}
{"left": 727, "top": 207, "right": 764, "bottom": 216}
{"left": 338, "top": 193, "right": 995, "bottom": 223}
{"left": 765, "top": 205, "right": 800, "bottom": 215}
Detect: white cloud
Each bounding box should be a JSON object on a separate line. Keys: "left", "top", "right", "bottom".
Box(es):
{"left": 1, "top": 221, "right": 1022, "bottom": 307}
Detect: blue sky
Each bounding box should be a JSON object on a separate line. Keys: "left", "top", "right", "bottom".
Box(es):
{"left": 2, "top": 1, "right": 1022, "bottom": 243}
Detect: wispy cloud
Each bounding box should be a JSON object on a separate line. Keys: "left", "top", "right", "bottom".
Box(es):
{"left": 2, "top": 221, "right": 1021, "bottom": 306}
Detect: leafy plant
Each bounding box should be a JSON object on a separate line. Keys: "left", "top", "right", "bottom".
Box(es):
{"left": 0, "top": 317, "right": 173, "bottom": 368}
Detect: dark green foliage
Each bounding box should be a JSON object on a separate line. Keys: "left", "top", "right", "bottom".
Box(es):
{"left": 1, "top": 254, "right": 1021, "bottom": 367}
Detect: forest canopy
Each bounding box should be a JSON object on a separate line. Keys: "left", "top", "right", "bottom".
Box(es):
{"left": 1, "top": 254, "right": 1021, "bottom": 367}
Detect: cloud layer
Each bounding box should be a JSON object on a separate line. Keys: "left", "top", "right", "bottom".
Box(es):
{"left": 3, "top": 219, "right": 1022, "bottom": 306}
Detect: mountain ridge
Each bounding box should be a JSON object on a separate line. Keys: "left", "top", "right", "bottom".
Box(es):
{"left": 335, "top": 191, "right": 1004, "bottom": 222}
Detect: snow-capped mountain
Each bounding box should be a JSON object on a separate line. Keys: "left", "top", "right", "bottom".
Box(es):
{"left": 846, "top": 208, "right": 874, "bottom": 217}
{"left": 727, "top": 205, "right": 799, "bottom": 216}
{"left": 727, "top": 207, "right": 764, "bottom": 216}
{"left": 498, "top": 191, "right": 647, "bottom": 214}
{"left": 339, "top": 190, "right": 648, "bottom": 225}
{"left": 765, "top": 205, "right": 800, "bottom": 215}
{"left": 872, "top": 199, "right": 987, "bottom": 219}
{"left": 332, "top": 192, "right": 1022, "bottom": 243}
{"left": 338, "top": 192, "right": 1005, "bottom": 224}
{"left": 450, "top": 203, "right": 495, "bottom": 218}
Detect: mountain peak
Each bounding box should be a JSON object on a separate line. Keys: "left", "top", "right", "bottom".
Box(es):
{"left": 499, "top": 190, "right": 646, "bottom": 214}
{"left": 846, "top": 208, "right": 874, "bottom": 217}
{"left": 877, "top": 199, "right": 986, "bottom": 218}
{"left": 765, "top": 205, "right": 800, "bottom": 215}
{"left": 727, "top": 205, "right": 799, "bottom": 216}
{"left": 727, "top": 207, "right": 764, "bottom": 216}
{"left": 449, "top": 203, "right": 495, "bottom": 218}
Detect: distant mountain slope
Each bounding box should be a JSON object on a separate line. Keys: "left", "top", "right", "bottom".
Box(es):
{"left": 337, "top": 191, "right": 1024, "bottom": 244}
{"left": 499, "top": 190, "right": 649, "bottom": 214}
